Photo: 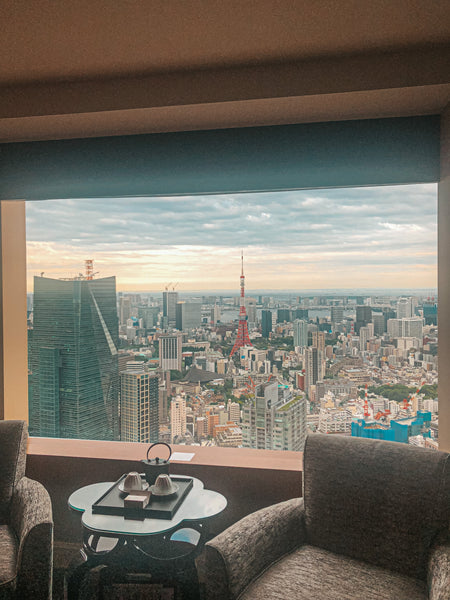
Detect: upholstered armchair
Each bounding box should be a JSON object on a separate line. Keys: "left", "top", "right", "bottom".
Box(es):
{"left": 0, "top": 420, "right": 53, "bottom": 599}
{"left": 197, "top": 434, "right": 450, "bottom": 600}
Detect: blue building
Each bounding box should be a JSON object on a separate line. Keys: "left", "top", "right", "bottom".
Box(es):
{"left": 352, "top": 411, "right": 432, "bottom": 444}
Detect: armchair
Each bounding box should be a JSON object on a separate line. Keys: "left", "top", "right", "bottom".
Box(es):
{"left": 0, "top": 420, "right": 53, "bottom": 599}
{"left": 197, "top": 434, "right": 449, "bottom": 600}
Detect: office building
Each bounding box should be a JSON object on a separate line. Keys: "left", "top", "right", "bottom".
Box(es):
{"left": 330, "top": 306, "right": 344, "bottom": 324}
{"left": 163, "top": 291, "right": 178, "bottom": 327}
{"left": 359, "top": 326, "right": 370, "bottom": 351}
{"left": 29, "top": 275, "right": 119, "bottom": 440}
{"left": 138, "top": 305, "right": 159, "bottom": 329}
{"left": 293, "top": 319, "right": 308, "bottom": 348}
{"left": 170, "top": 395, "right": 187, "bottom": 442}
{"left": 261, "top": 310, "right": 273, "bottom": 338}
{"left": 119, "top": 296, "right": 132, "bottom": 325}
{"left": 311, "top": 331, "right": 325, "bottom": 352}
{"left": 120, "top": 362, "right": 159, "bottom": 443}
{"left": 175, "top": 301, "right": 201, "bottom": 330}
{"left": 397, "top": 297, "right": 413, "bottom": 319}
{"left": 372, "top": 313, "right": 386, "bottom": 335}
{"left": 355, "top": 305, "right": 372, "bottom": 333}
{"left": 159, "top": 334, "right": 183, "bottom": 371}
{"left": 305, "top": 347, "right": 324, "bottom": 394}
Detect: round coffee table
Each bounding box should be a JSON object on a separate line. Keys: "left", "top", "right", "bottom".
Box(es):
{"left": 66, "top": 475, "right": 227, "bottom": 599}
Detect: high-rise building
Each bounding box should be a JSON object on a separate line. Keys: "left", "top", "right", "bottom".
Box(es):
{"left": 423, "top": 300, "right": 437, "bottom": 325}
{"left": 245, "top": 298, "right": 257, "bottom": 323}
{"left": 241, "top": 381, "right": 306, "bottom": 450}
{"left": 210, "top": 304, "right": 221, "bottom": 324}
{"left": 119, "top": 296, "right": 132, "bottom": 325}
{"left": 372, "top": 313, "right": 385, "bottom": 335}
{"left": 159, "top": 334, "right": 183, "bottom": 371}
{"left": 359, "top": 326, "right": 370, "bottom": 351}
{"left": 277, "top": 308, "right": 291, "bottom": 323}
{"left": 355, "top": 305, "right": 372, "bottom": 333}
{"left": 138, "top": 305, "right": 159, "bottom": 329}
{"left": 293, "top": 319, "right": 308, "bottom": 348}
{"left": 170, "top": 395, "right": 187, "bottom": 442}
{"left": 397, "top": 297, "right": 413, "bottom": 319}
{"left": 304, "top": 347, "right": 324, "bottom": 394}
{"left": 227, "top": 400, "right": 241, "bottom": 424}
{"left": 330, "top": 306, "right": 344, "bottom": 324}
{"left": 261, "top": 310, "right": 273, "bottom": 338}
{"left": 311, "top": 331, "right": 325, "bottom": 352}
{"left": 388, "top": 317, "right": 423, "bottom": 340}
{"left": 29, "top": 275, "right": 119, "bottom": 440}
{"left": 175, "top": 301, "right": 201, "bottom": 330}
{"left": 163, "top": 291, "right": 178, "bottom": 327}
{"left": 120, "top": 362, "right": 159, "bottom": 443}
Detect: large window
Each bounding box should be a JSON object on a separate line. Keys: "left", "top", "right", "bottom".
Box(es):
{"left": 26, "top": 183, "right": 438, "bottom": 449}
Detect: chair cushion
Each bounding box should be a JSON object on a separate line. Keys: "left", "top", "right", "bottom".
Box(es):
{"left": 0, "top": 525, "right": 18, "bottom": 597}
{"left": 239, "top": 545, "right": 427, "bottom": 600}
{"left": 303, "top": 434, "right": 450, "bottom": 580}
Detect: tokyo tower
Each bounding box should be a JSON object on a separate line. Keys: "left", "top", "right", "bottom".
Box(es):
{"left": 230, "top": 251, "right": 253, "bottom": 357}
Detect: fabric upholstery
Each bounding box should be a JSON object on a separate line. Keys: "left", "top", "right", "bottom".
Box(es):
{"left": 0, "top": 422, "right": 27, "bottom": 524}
{"left": 0, "top": 525, "right": 18, "bottom": 599}
{"left": 303, "top": 434, "right": 450, "bottom": 580}
{"left": 10, "top": 477, "right": 53, "bottom": 600}
{"left": 428, "top": 543, "right": 450, "bottom": 600}
{"left": 197, "top": 498, "right": 304, "bottom": 600}
{"left": 0, "top": 421, "right": 53, "bottom": 600}
{"left": 240, "top": 544, "right": 427, "bottom": 600}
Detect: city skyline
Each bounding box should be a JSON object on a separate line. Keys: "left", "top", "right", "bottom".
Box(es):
{"left": 26, "top": 184, "right": 437, "bottom": 292}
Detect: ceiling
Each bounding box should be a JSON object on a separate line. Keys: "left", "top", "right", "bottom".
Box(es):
{"left": 1, "top": 0, "right": 450, "bottom": 86}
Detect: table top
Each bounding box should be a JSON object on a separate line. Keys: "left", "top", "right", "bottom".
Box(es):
{"left": 68, "top": 475, "right": 227, "bottom": 536}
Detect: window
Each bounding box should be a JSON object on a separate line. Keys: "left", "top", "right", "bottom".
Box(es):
{"left": 25, "top": 183, "right": 438, "bottom": 450}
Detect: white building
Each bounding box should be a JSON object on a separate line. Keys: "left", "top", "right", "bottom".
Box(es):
{"left": 170, "top": 395, "right": 187, "bottom": 442}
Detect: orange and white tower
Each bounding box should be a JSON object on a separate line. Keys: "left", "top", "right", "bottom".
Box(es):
{"left": 230, "top": 251, "right": 253, "bottom": 357}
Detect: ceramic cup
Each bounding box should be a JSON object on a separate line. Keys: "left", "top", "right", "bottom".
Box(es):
{"left": 123, "top": 471, "right": 143, "bottom": 492}
{"left": 153, "top": 474, "right": 176, "bottom": 494}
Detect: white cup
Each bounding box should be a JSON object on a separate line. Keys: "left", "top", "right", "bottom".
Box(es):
{"left": 123, "top": 471, "right": 143, "bottom": 492}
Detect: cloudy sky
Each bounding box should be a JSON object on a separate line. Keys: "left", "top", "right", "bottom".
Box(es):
{"left": 26, "top": 184, "right": 437, "bottom": 292}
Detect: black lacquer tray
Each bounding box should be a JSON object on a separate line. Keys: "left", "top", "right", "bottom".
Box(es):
{"left": 92, "top": 474, "right": 193, "bottom": 520}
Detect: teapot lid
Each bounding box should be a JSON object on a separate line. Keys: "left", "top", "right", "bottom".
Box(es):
{"left": 146, "top": 442, "right": 172, "bottom": 463}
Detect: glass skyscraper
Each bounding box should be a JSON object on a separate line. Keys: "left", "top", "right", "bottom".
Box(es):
{"left": 29, "top": 275, "right": 119, "bottom": 440}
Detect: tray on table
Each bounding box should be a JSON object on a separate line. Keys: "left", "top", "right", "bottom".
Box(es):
{"left": 92, "top": 474, "right": 193, "bottom": 520}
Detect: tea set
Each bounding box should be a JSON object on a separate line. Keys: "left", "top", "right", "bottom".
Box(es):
{"left": 120, "top": 442, "right": 178, "bottom": 498}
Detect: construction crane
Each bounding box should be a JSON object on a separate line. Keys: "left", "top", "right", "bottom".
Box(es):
{"left": 172, "top": 282, "right": 178, "bottom": 290}
{"left": 165, "top": 282, "right": 172, "bottom": 291}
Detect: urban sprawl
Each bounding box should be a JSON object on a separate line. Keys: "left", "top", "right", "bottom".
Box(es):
{"left": 27, "top": 260, "right": 438, "bottom": 451}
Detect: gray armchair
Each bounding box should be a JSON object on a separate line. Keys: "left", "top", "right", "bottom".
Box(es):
{"left": 0, "top": 420, "right": 53, "bottom": 599}
{"left": 197, "top": 434, "right": 450, "bottom": 600}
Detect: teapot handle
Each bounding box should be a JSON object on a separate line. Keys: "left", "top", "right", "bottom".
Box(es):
{"left": 146, "top": 442, "right": 172, "bottom": 461}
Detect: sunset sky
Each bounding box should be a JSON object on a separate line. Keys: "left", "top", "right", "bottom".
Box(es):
{"left": 26, "top": 184, "right": 437, "bottom": 293}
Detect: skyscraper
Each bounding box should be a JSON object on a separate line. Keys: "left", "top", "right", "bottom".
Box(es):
{"left": 163, "top": 291, "right": 178, "bottom": 327}
{"left": 330, "top": 306, "right": 344, "bottom": 324}
{"left": 170, "top": 395, "right": 187, "bottom": 442}
{"left": 397, "top": 297, "right": 413, "bottom": 319}
{"left": 120, "top": 362, "right": 159, "bottom": 443}
{"left": 159, "top": 333, "right": 183, "bottom": 371}
{"left": 305, "top": 346, "right": 324, "bottom": 394}
{"left": 175, "top": 301, "right": 201, "bottom": 330}
{"left": 29, "top": 275, "right": 119, "bottom": 440}
{"left": 293, "top": 319, "right": 308, "bottom": 348}
{"left": 261, "top": 310, "right": 273, "bottom": 338}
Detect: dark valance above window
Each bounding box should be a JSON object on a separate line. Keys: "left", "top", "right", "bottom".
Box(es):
{"left": 0, "top": 115, "right": 440, "bottom": 200}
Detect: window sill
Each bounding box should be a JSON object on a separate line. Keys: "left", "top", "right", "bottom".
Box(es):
{"left": 28, "top": 437, "right": 302, "bottom": 472}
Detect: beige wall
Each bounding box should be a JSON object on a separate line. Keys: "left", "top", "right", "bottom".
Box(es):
{"left": 0, "top": 201, "right": 28, "bottom": 421}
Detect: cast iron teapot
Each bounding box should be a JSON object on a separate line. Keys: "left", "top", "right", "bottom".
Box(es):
{"left": 141, "top": 442, "right": 172, "bottom": 485}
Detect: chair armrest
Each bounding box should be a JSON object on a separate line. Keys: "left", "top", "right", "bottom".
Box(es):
{"left": 10, "top": 477, "right": 53, "bottom": 600}
{"left": 196, "top": 497, "right": 305, "bottom": 600}
{"left": 428, "top": 542, "right": 450, "bottom": 600}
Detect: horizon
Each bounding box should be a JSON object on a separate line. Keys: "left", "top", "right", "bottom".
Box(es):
{"left": 26, "top": 184, "right": 437, "bottom": 293}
